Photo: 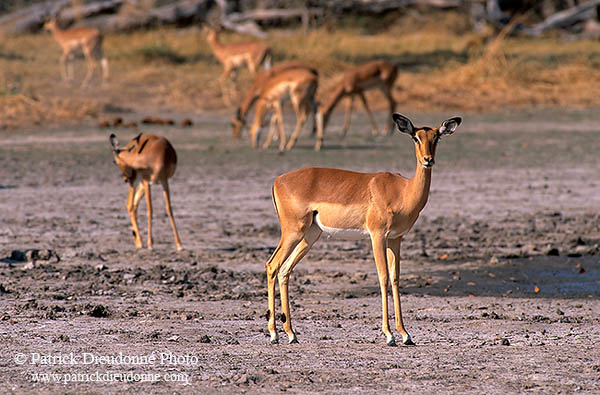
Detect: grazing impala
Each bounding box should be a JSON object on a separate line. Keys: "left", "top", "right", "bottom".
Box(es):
{"left": 247, "top": 68, "right": 322, "bottom": 151}
{"left": 205, "top": 26, "right": 272, "bottom": 106}
{"left": 265, "top": 113, "right": 461, "bottom": 345}
{"left": 232, "top": 61, "right": 317, "bottom": 138}
{"left": 43, "top": 19, "right": 109, "bottom": 88}
{"left": 109, "top": 133, "right": 182, "bottom": 250}
{"left": 319, "top": 60, "right": 397, "bottom": 138}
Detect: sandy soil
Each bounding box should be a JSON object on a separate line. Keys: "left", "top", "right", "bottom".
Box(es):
{"left": 0, "top": 109, "right": 599, "bottom": 393}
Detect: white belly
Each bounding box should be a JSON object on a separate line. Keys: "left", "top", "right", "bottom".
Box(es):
{"left": 314, "top": 213, "right": 370, "bottom": 240}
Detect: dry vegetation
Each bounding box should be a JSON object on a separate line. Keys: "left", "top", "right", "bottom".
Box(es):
{"left": 1, "top": 11, "right": 600, "bottom": 129}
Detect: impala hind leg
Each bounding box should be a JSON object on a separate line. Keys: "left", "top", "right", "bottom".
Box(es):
{"left": 277, "top": 223, "right": 321, "bottom": 343}
{"left": 387, "top": 237, "right": 413, "bottom": 345}
{"left": 380, "top": 86, "right": 397, "bottom": 136}
{"left": 161, "top": 180, "right": 182, "bottom": 250}
{"left": 371, "top": 233, "right": 395, "bottom": 346}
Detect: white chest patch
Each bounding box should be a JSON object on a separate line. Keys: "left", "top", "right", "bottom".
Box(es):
{"left": 314, "top": 213, "right": 370, "bottom": 240}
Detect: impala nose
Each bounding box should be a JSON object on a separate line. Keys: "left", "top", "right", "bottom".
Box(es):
{"left": 423, "top": 156, "right": 434, "bottom": 167}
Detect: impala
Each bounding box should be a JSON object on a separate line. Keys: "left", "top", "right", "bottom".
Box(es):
{"left": 205, "top": 26, "right": 272, "bottom": 106}
{"left": 43, "top": 19, "right": 109, "bottom": 88}
{"left": 232, "top": 61, "right": 317, "bottom": 138}
{"left": 265, "top": 113, "right": 461, "bottom": 345}
{"left": 247, "top": 68, "right": 322, "bottom": 152}
{"left": 319, "top": 60, "right": 397, "bottom": 138}
{"left": 109, "top": 133, "right": 182, "bottom": 250}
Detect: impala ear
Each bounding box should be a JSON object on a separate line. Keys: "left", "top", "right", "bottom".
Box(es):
{"left": 439, "top": 117, "right": 462, "bottom": 136}
{"left": 392, "top": 113, "right": 415, "bottom": 136}
{"left": 109, "top": 134, "right": 119, "bottom": 152}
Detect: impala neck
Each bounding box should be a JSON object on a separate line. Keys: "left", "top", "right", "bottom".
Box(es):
{"left": 406, "top": 158, "right": 432, "bottom": 214}
{"left": 207, "top": 32, "right": 221, "bottom": 51}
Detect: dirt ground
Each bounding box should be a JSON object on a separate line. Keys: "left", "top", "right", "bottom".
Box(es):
{"left": 0, "top": 109, "right": 599, "bottom": 393}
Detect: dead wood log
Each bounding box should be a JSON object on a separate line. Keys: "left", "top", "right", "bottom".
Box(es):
{"left": 58, "top": 0, "right": 124, "bottom": 25}
{"left": 0, "top": 0, "right": 70, "bottom": 35}
{"left": 526, "top": 0, "right": 600, "bottom": 35}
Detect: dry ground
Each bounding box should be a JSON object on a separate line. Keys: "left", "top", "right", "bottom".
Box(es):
{"left": 0, "top": 108, "right": 599, "bottom": 393}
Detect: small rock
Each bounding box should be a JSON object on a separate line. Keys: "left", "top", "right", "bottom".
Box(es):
{"left": 500, "top": 338, "right": 510, "bottom": 346}
{"left": 543, "top": 246, "right": 560, "bottom": 256}
{"left": 199, "top": 335, "right": 211, "bottom": 343}
{"left": 88, "top": 305, "right": 111, "bottom": 318}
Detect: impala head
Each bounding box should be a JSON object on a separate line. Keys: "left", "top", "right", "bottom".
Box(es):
{"left": 109, "top": 133, "right": 142, "bottom": 183}
{"left": 42, "top": 18, "right": 58, "bottom": 32}
{"left": 393, "top": 113, "right": 461, "bottom": 169}
{"left": 231, "top": 108, "right": 245, "bottom": 138}
{"left": 203, "top": 25, "right": 219, "bottom": 42}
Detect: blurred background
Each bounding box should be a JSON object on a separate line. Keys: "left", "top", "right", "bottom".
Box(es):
{"left": 1, "top": 0, "right": 600, "bottom": 129}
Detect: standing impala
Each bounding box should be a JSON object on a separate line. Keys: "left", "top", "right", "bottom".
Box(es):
{"left": 205, "top": 26, "right": 272, "bottom": 106}
{"left": 247, "top": 68, "right": 322, "bottom": 152}
{"left": 43, "top": 19, "right": 109, "bottom": 88}
{"left": 232, "top": 61, "right": 317, "bottom": 138}
{"left": 319, "top": 60, "right": 397, "bottom": 138}
{"left": 109, "top": 133, "right": 182, "bottom": 250}
{"left": 265, "top": 113, "right": 461, "bottom": 346}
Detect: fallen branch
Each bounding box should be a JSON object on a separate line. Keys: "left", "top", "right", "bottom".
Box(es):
{"left": 527, "top": 0, "right": 600, "bottom": 35}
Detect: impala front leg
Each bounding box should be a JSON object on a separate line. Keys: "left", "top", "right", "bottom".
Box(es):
{"left": 341, "top": 96, "right": 354, "bottom": 138}
{"left": 128, "top": 182, "right": 145, "bottom": 249}
{"left": 60, "top": 52, "right": 70, "bottom": 81}
{"left": 387, "top": 237, "right": 413, "bottom": 345}
{"left": 371, "top": 232, "right": 395, "bottom": 346}
{"left": 277, "top": 223, "right": 321, "bottom": 343}
{"left": 161, "top": 180, "right": 182, "bottom": 250}
{"left": 265, "top": 233, "right": 305, "bottom": 344}
{"left": 358, "top": 92, "right": 379, "bottom": 137}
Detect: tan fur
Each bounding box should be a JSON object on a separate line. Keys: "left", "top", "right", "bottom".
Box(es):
{"left": 247, "top": 68, "right": 322, "bottom": 152}
{"left": 264, "top": 114, "right": 461, "bottom": 346}
{"left": 44, "top": 19, "right": 109, "bottom": 88}
{"left": 110, "top": 134, "right": 182, "bottom": 251}
{"left": 232, "top": 61, "right": 317, "bottom": 138}
{"left": 205, "top": 27, "right": 271, "bottom": 106}
{"left": 320, "top": 60, "right": 397, "bottom": 137}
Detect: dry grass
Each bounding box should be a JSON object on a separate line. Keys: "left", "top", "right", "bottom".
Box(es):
{"left": 1, "top": 12, "right": 600, "bottom": 129}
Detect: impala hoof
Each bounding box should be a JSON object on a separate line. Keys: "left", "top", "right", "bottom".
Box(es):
{"left": 288, "top": 335, "right": 298, "bottom": 344}
{"left": 402, "top": 336, "right": 415, "bottom": 346}
{"left": 386, "top": 335, "right": 396, "bottom": 347}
